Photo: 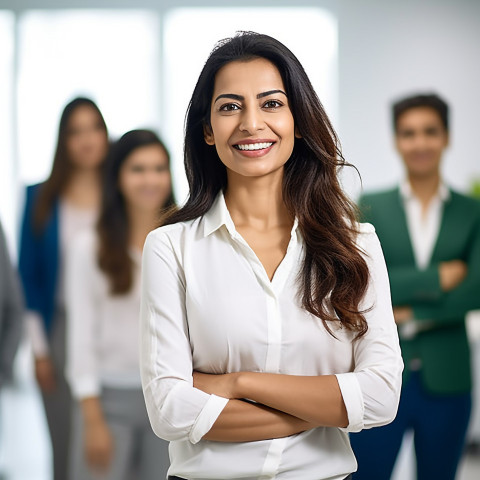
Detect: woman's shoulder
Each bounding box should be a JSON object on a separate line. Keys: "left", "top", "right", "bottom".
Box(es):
{"left": 145, "top": 218, "right": 201, "bottom": 248}
{"left": 356, "top": 221, "right": 376, "bottom": 236}
{"left": 354, "top": 221, "right": 380, "bottom": 256}
{"left": 25, "top": 182, "right": 47, "bottom": 199}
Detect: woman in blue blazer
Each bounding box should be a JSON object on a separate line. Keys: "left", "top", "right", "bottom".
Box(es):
{"left": 19, "top": 97, "right": 109, "bottom": 480}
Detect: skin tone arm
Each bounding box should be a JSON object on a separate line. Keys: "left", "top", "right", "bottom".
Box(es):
{"left": 80, "top": 397, "right": 114, "bottom": 472}
{"left": 194, "top": 371, "right": 347, "bottom": 442}
{"left": 201, "top": 398, "right": 316, "bottom": 442}
{"left": 439, "top": 260, "right": 467, "bottom": 292}
{"left": 34, "top": 357, "right": 57, "bottom": 393}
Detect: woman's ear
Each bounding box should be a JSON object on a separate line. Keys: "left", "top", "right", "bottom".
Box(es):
{"left": 295, "top": 126, "right": 302, "bottom": 139}
{"left": 203, "top": 124, "right": 215, "bottom": 145}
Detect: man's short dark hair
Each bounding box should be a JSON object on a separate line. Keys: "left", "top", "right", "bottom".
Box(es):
{"left": 392, "top": 93, "right": 449, "bottom": 132}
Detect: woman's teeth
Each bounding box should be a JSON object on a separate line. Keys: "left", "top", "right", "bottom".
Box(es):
{"left": 235, "top": 142, "right": 273, "bottom": 151}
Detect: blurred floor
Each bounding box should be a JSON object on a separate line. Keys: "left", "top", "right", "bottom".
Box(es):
{"left": 0, "top": 341, "right": 51, "bottom": 480}
{"left": 1, "top": 321, "right": 480, "bottom": 480}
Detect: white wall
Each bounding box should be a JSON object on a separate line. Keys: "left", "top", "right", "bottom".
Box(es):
{"left": 337, "top": 0, "right": 480, "bottom": 197}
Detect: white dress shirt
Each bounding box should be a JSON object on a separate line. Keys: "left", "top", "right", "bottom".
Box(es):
{"left": 66, "top": 230, "right": 143, "bottom": 399}
{"left": 140, "top": 192, "right": 403, "bottom": 480}
{"left": 401, "top": 180, "right": 450, "bottom": 270}
{"left": 399, "top": 180, "right": 450, "bottom": 341}
{"left": 26, "top": 201, "right": 97, "bottom": 357}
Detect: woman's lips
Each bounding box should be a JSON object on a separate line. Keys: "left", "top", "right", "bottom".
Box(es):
{"left": 232, "top": 140, "right": 276, "bottom": 157}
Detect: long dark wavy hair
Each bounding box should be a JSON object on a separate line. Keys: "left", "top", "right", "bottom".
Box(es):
{"left": 33, "top": 97, "right": 108, "bottom": 231}
{"left": 164, "top": 32, "right": 370, "bottom": 338}
{"left": 98, "top": 129, "right": 176, "bottom": 294}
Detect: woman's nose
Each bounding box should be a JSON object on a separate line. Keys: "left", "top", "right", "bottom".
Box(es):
{"left": 239, "top": 108, "right": 265, "bottom": 134}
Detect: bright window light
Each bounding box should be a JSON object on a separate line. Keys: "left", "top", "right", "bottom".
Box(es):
{"left": 163, "top": 7, "right": 338, "bottom": 203}
{"left": 17, "top": 10, "right": 160, "bottom": 186}
{"left": 0, "top": 10, "right": 15, "bottom": 251}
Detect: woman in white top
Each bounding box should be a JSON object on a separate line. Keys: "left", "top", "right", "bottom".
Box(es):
{"left": 66, "top": 130, "right": 174, "bottom": 480}
{"left": 140, "top": 32, "right": 403, "bottom": 480}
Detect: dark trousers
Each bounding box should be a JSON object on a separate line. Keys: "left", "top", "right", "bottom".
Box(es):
{"left": 350, "top": 371, "right": 471, "bottom": 480}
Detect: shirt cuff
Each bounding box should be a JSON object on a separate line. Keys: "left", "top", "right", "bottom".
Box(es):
{"left": 70, "top": 375, "right": 101, "bottom": 400}
{"left": 335, "top": 372, "right": 364, "bottom": 432}
{"left": 189, "top": 394, "right": 229, "bottom": 444}
{"left": 25, "top": 311, "right": 50, "bottom": 357}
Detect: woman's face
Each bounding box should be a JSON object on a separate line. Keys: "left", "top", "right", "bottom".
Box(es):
{"left": 205, "top": 58, "right": 297, "bottom": 181}
{"left": 118, "top": 144, "right": 172, "bottom": 213}
{"left": 65, "top": 105, "right": 108, "bottom": 170}
{"left": 395, "top": 106, "right": 448, "bottom": 179}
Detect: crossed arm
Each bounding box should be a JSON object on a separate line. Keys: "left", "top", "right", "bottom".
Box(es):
{"left": 393, "top": 259, "right": 468, "bottom": 324}
{"left": 193, "top": 371, "right": 347, "bottom": 442}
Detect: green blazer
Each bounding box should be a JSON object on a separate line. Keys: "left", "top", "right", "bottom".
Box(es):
{"left": 359, "top": 187, "right": 480, "bottom": 395}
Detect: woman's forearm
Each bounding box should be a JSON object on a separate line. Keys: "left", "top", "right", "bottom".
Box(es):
{"left": 80, "top": 396, "right": 106, "bottom": 426}
{"left": 236, "top": 373, "right": 348, "bottom": 428}
{"left": 204, "top": 399, "right": 315, "bottom": 442}
{"left": 194, "top": 371, "right": 347, "bottom": 429}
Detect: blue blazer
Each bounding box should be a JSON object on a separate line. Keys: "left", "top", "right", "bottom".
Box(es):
{"left": 18, "top": 183, "right": 60, "bottom": 334}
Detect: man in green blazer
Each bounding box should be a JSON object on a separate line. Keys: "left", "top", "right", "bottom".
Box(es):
{"left": 350, "top": 93, "right": 480, "bottom": 480}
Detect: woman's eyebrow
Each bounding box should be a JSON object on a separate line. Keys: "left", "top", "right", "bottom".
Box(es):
{"left": 214, "top": 89, "right": 287, "bottom": 103}
{"left": 257, "top": 89, "right": 287, "bottom": 99}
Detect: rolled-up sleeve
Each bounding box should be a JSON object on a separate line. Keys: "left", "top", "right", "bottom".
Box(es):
{"left": 336, "top": 224, "right": 403, "bottom": 432}
{"left": 140, "top": 229, "right": 229, "bottom": 443}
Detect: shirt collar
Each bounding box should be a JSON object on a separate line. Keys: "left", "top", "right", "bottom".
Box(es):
{"left": 203, "top": 191, "right": 237, "bottom": 238}
{"left": 203, "top": 191, "right": 299, "bottom": 239}
{"left": 400, "top": 179, "right": 451, "bottom": 202}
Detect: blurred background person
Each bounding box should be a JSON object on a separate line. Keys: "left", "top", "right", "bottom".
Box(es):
{"left": 66, "top": 129, "right": 174, "bottom": 480}
{"left": 18, "top": 97, "right": 109, "bottom": 480}
{"left": 350, "top": 93, "right": 480, "bottom": 480}
{"left": 0, "top": 219, "right": 24, "bottom": 480}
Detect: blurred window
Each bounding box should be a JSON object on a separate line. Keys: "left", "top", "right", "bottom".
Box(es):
{"left": 17, "top": 10, "right": 160, "bottom": 186}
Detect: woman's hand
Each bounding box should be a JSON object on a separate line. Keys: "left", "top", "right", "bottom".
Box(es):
{"left": 393, "top": 306, "right": 413, "bottom": 324}
{"left": 80, "top": 396, "right": 114, "bottom": 473}
{"left": 193, "top": 371, "right": 240, "bottom": 399}
{"left": 34, "top": 356, "right": 57, "bottom": 393}
{"left": 84, "top": 419, "right": 114, "bottom": 473}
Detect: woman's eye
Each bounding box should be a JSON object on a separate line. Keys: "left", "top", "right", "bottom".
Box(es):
{"left": 219, "top": 103, "right": 240, "bottom": 112}
{"left": 263, "top": 100, "right": 282, "bottom": 109}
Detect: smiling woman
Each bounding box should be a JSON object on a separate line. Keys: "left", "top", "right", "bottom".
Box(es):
{"left": 139, "top": 32, "right": 403, "bottom": 480}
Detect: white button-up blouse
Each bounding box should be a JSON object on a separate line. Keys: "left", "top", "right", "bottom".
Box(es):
{"left": 140, "top": 192, "right": 403, "bottom": 480}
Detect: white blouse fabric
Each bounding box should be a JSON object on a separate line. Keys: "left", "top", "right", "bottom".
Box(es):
{"left": 66, "top": 230, "right": 143, "bottom": 400}
{"left": 140, "top": 192, "right": 403, "bottom": 480}
{"left": 400, "top": 179, "right": 449, "bottom": 271}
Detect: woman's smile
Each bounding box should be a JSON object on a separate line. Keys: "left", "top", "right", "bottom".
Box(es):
{"left": 232, "top": 139, "right": 276, "bottom": 157}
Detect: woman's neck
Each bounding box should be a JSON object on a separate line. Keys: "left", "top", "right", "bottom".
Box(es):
{"left": 224, "top": 169, "right": 292, "bottom": 231}
{"left": 63, "top": 167, "right": 101, "bottom": 209}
